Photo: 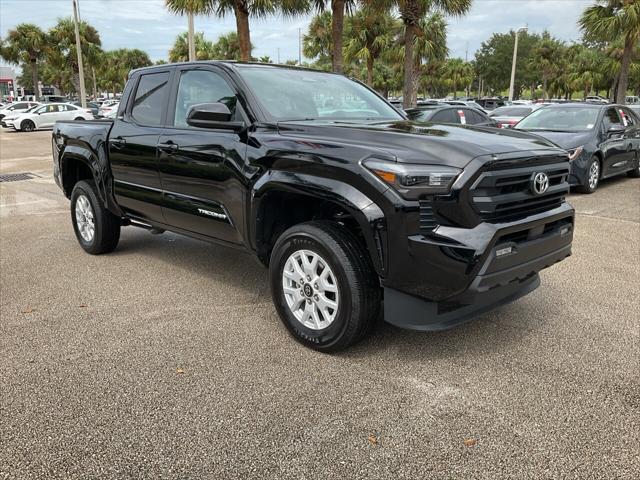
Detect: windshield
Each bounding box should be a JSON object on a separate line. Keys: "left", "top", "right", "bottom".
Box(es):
{"left": 515, "top": 107, "right": 600, "bottom": 132}
{"left": 491, "top": 106, "right": 532, "bottom": 117}
{"left": 236, "top": 66, "right": 403, "bottom": 122}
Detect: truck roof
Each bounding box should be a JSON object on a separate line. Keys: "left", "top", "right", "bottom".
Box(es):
{"left": 129, "top": 61, "right": 336, "bottom": 77}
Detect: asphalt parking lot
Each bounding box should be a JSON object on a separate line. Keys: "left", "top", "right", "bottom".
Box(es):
{"left": 1, "top": 129, "right": 638, "bottom": 479}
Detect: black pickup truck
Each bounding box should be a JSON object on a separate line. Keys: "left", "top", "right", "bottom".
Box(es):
{"left": 52, "top": 62, "right": 575, "bottom": 351}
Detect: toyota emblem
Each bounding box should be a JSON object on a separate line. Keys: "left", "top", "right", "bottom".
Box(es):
{"left": 532, "top": 172, "right": 549, "bottom": 195}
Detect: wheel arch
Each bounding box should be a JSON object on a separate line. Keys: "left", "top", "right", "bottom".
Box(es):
{"left": 251, "top": 171, "right": 386, "bottom": 277}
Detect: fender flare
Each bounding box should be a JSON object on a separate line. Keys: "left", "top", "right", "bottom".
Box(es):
{"left": 59, "top": 144, "right": 123, "bottom": 216}
{"left": 251, "top": 170, "right": 387, "bottom": 276}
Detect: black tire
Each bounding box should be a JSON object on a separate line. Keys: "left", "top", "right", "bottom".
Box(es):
{"left": 70, "top": 180, "right": 121, "bottom": 254}
{"left": 74, "top": 116, "right": 84, "bottom": 121}
{"left": 21, "top": 120, "right": 35, "bottom": 132}
{"left": 627, "top": 155, "right": 640, "bottom": 178}
{"left": 269, "top": 221, "right": 380, "bottom": 352}
{"left": 575, "top": 155, "right": 600, "bottom": 194}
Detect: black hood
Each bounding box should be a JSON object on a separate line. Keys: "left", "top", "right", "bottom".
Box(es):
{"left": 278, "top": 120, "right": 564, "bottom": 168}
{"left": 515, "top": 129, "right": 594, "bottom": 150}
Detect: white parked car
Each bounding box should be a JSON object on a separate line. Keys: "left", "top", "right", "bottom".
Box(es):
{"left": 0, "top": 101, "right": 40, "bottom": 121}
{"left": 6, "top": 103, "right": 93, "bottom": 132}
{"left": 97, "top": 101, "right": 119, "bottom": 117}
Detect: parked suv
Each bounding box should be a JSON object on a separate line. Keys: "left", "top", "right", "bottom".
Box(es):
{"left": 52, "top": 63, "right": 575, "bottom": 351}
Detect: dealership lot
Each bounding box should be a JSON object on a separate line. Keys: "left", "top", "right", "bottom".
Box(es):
{"left": 1, "top": 129, "right": 638, "bottom": 479}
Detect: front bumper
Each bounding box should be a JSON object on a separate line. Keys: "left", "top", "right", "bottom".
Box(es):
{"left": 382, "top": 202, "right": 574, "bottom": 330}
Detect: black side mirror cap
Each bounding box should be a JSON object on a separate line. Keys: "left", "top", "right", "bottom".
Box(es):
{"left": 186, "top": 102, "right": 245, "bottom": 132}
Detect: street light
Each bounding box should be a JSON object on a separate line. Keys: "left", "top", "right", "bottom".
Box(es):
{"left": 508, "top": 26, "right": 527, "bottom": 102}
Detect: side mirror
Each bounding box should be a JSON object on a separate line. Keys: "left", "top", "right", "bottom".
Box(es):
{"left": 607, "top": 124, "right": 625, "bottom": 136}
{"left": 186, "top": 103, "right": 245, "bottom": 132}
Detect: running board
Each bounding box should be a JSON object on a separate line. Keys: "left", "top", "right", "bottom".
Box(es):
{"left": 126, "top": 219, "right": 165, "bottom": 234}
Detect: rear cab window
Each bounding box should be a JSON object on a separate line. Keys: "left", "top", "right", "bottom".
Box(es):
{"left": 131, "top": 71, "right": 171, "bottom": 126}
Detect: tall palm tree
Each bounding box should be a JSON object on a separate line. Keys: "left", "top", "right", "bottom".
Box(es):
{"left": 376, "top": 0, "right": 470, "bottom": 108}
{"left": 0, "top": 24, "right": 47, "bottom": 100}
{"left": 343, "top": 8, "right": 395, "bottom": 86}
{"left": 165, "top": 0, "right": 212, "bottom": 61}
{"left": 580, "top": 0, "right": 640, "bottom": 103}
{"left": 312, "top": 1, "right": 355, "bottom": 73}
{"left": 48, "top": 18, "right": 102, "bottom": 94}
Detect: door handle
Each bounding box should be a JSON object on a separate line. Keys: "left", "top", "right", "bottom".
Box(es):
{"left": 157, "top": 141, "right": 178, "bottom": 154}
{"left": 110, "top": 137, "right": 126, "bottom": 149}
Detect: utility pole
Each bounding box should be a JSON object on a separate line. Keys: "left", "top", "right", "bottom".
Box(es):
{"left": 298, "top": 28, "right": 302, "bottom": 65}
{"left": 277, "top": 48, "right": 280, "bottom": 64}
{"left": 72, "top": 0, "right": 87, "bottom": 108}
{"left": 187, "top": 12, "right": 196, "bottom": 61}
{"left": 508, "top": 27, "right": 527, "bottom": 102}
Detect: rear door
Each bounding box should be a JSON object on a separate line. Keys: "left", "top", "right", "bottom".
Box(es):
{"left": 37, "top": 104, "right": 61, "bottom": 128}
{"left": 109, "top": 69, "right": 173, "bottom": 223}
{"left": 157, "top": 65, "right": 248, "bottom": 244}
{"left": 600, "top": 107, "right": 628, "bottom": 176}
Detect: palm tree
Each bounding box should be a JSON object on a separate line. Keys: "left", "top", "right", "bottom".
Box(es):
{"left": 580, "top": 0, "right": 640, "bottom": 103}
{"left": 0, "top": 24, "right": 47, "bottom": 100}
{"left": 169, "top": 31, "right": 215, "bottom": 61}
{"left": 211, "top": 31, "right": 244, "bottom": 60}
{"left": 529, "top": 32, "right": 564, "bottom": 99}
{"left": 303, "top": 11, "right": 333, "bottom": 68}
{"left": 165, "top": 0, "right": 212, "bottom": 61}
{"left": 312, "top": 1, "right": 356, "bottom": 73}
{"left": 343, "top": 8, "right": 395, "bottom": 86}
{"left": 48, "top": 18, "right": 102, "bottom": 95}
{"left": 443, "top": 57, "right": 473, "bottom": 98}
{"left": 377, "top": 0, "right": 470, "bottom": 108}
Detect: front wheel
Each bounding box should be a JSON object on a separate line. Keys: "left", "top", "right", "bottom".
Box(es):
{"left": 627, "top": 155, "right": 640, "bottom": 178}
{"left": 576, "top": 156, "right": 600, "bottom": 193}
{"left": 20, "top": 120, "right": 35, "bottom": 132}
{"left": 70, "top": 180, "right": 121, "bottom": 254}
{"left": 269, "top": 221, "right": 380, "bottom": 352}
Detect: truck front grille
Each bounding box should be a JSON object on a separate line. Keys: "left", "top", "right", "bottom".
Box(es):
{"left": 471, "top": 160, "right": 569, "bottom": 222}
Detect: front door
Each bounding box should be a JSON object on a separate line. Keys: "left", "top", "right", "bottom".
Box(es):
{"left": 35, "top": 104, "right": 60, "bottom": 128}
{"left": 157, "top": 66, "right": 247, "bottom": 244}
{"left": 109, "top": 70, "right": 172, "bottom": 223}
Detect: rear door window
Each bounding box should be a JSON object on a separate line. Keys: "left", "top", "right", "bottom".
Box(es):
{"left": 431, "top": 109, "right": 459, "bottom": 124}
{"left": 131, "top": 72, "right": 171, "bottom": 126}
{"left": 602, "top": 107, "right": 622, "bottom": 129}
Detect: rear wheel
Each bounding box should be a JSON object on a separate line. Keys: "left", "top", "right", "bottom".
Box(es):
{"left": 576, "top": 156, "right": 600, "bottom": 193}
{"left": 627, "top": 155, "right": 640, "bottom": 178}
{"left": 70, "top": 180, "right": 121, "bottom": 254}
{"left": 20, "top": 120, "right": 35, "bottom": 132}
{"left": 269, "top": 221, "right": 380, "bottom": 352}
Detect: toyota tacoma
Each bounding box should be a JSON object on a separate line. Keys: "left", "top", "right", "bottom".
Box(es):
{"left": 52, "top": 62, "right": 575, "bottom": 351}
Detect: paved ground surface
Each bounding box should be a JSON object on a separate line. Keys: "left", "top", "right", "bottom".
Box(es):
{"left": 1, "top": 129, "right": 638, "bottom": 479}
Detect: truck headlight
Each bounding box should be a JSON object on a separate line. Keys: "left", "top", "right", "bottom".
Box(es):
{"left": 364, "top": 159, "right": 461, "bottom": 199}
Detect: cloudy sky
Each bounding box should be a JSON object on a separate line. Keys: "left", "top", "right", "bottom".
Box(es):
{"left": 1, "top": 0, "right": 593, "bottom": 66}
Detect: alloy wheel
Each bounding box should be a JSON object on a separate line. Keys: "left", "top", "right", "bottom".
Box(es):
{"left": 588, "top": 161, "right": 599, "bottom": 190}
{"left": 282, "top": 249, "right": 339, "bottom": 330}
{"left": 75, "top": 194, "right": 95, "bottom": 243}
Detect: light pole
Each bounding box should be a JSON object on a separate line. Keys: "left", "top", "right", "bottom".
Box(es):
{"left": 72, "top": 0, "right": 87, "bottom": 108}
{"left": 508, "top": 26, "right": 527, "bottom": 102}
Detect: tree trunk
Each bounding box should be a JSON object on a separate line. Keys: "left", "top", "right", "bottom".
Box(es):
{"left": 234, "top": 1, "right": 251, "bottom": 62}
{"left": 366, "top": 56, "right": 373, "bottom": 87}
{"left": 331, "top": 0, "right": 345, "bottom": 73}
{"left": 616, "top": 34, "right": 634, "bottom": 104}
{"left": 403, "top": 22, "right": 417, "bottom": 109}
{"left": 31, "top": 59, "right": 39, "bottom": 101}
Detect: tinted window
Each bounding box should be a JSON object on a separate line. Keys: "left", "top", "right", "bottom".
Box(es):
{"left": 491, "top": 106, "right": 531, "bottom": 117}
{"left": 131, "top": 72, "right": 170, "bottom": 126}
{"left": 464, "top": 109, "right": 486, "bottom": 124}
{"left": 431, "top": 109, "right": 459, "bottom": 124}
{"left": 12, "top": 102, "right": 28, "bottom": 110}
{"left": 602, "top": 108, "right": 621, "bottom": 129}
{"left": 618, "top": 108, "right": 636, "bottom": 127}
{"left": 174, "top": 69, "right": 238, "bottom": 127}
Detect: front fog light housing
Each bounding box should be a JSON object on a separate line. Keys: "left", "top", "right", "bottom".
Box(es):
{"left": 364, "top": 159, "right": 461, "bottom": 199}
